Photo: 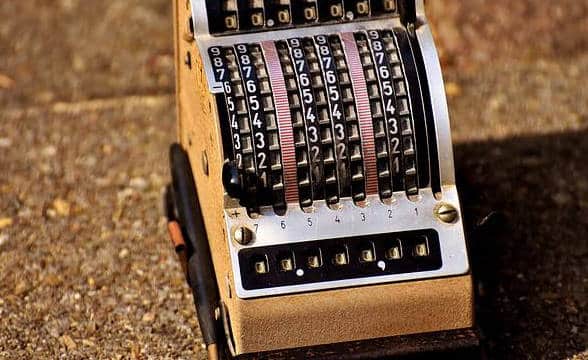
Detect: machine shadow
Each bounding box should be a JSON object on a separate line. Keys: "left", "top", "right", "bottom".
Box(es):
{"left": 454, "top": 129, "right": 588, "bottom": 359}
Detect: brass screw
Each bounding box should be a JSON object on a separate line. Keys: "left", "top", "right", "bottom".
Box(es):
{"left": 233, "top": 226, "right": 253, "bottom": 245}
{"left": 435, "top": 203, "right": 459, "bottom": 224}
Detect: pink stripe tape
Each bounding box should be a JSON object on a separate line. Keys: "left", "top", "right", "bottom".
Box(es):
{"left": 340, "top": 32, "right": 379, "bottom": 196}
{"left": 261, "top": 41, "right": 299, "bottom": 204}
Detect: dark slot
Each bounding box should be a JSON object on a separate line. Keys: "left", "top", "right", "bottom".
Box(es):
{"left": 205, "top": 0, "right": 224, "bottom": 34}
{"left": 239, "top": 229, "right": 442, "bottom": 290}
{"left": 216, "top": 94, "right": 236, "bottom": 163}
{"left": 318, "top": 0, "right": 345, "bottom": 22}
{"left": 398, "top": 0, "right": 416, "bottom": 26}
{"left": 344, "top": 0, "right": 371, "bottom": 19}
{"left": 207, "top": 0, "right": 240, "bottom": 34}
{"left": 394, "top": 28, "right": 431, "bottom": 189}
{"left": 264, "top": 0, "right": 292, "bottom": 28}
{"left": 408, "top": 33, "right": 442, "bottom": 195}
{"left": 371, "top": 0, "right": 397, "bottom": 17}
{"left": 237, "top": 0, "right": 265, "bottom": 31}
{"left": 291, "top": 0, "right": 319, "bottom": 24}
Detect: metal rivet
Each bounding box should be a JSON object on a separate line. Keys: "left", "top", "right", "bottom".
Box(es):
{"left": 434, "top": 203, "right": 459, "bottom": 224}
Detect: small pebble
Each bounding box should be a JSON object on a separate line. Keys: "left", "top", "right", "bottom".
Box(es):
{"left": 61, "top": 335, "right": 77, "bottom": 350}
{"left": 14, "top": 281, "right": 28, "bottom": 295}
{"left": 0, "top": 217, "right": 13, "bottom": 229}
{"left": 0, "top": 234, "right": 9, "bottom": 248}
{"left": 129, "top": 177, "right": 148, "bottom": 191}
{"left": 41, "top": 145, "right": 57, "bottom": 157}
{"left": 82, "top": 339, "right": 96, "bottom": 347}
{"left": 52, "top": 199, "right": 71, "bottom": 217}
{"left": 445, "top": 81, "right": 462, "bottom": 97}
{"left": 118, "top": 248, "right": 130, "bottom": 259}
{"left": 142, "top": 312, "right": 156, "bottom": 323}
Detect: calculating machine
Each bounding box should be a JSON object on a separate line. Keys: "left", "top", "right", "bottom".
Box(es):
{"left": 166, "top": 0, "right": 477, "bottom": 358}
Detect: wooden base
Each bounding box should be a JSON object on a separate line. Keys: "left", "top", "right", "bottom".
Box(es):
{"left": 235, "top": 328, "right": 480, "bottom": 359}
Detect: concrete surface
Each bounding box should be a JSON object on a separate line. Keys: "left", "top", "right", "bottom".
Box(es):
{"left": 0, "top": 1, "right": 586, "bottom": 359}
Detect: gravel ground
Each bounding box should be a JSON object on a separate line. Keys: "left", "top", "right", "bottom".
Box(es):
{"left": 0, "top": 1, "right": 586, "bottom": 359}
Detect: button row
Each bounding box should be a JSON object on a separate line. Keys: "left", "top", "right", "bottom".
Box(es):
{"left": 207, "top": 0, "right": 399, "bottom": 34}
{"left": 239, "top": 229, "right": 442, "bottom": 290}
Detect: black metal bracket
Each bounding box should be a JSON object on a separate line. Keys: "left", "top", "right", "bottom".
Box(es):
{"left": 398, "top": 0, "right": 417, "bottom": 27}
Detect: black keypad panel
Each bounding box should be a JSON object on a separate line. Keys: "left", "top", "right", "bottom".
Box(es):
{"left": 239, "top": 229, "right": 442, "bottom": 290}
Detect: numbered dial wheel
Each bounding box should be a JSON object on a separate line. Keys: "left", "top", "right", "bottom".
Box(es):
{"left": 211, "top": 29, "right": 441, "bottom": 214}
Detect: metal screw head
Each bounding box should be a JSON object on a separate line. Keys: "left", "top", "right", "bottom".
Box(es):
{"left": 434, "top": 203, "right": 459, "bottom": 224}
{"left": 233, "top": 226, "right": 253, "bottom": 245}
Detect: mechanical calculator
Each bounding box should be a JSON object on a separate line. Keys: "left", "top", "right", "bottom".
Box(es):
{"left": 166, "top": 0, "right": 477, "bottom": 358}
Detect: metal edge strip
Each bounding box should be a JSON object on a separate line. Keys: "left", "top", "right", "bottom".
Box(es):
{"left": 415, "top": 24, "right": 456, "bottom": 187}
{"left": 229, "top": 186, "right": 470, "bottom": 299}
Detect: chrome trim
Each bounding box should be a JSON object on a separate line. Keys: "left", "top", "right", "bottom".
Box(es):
{"left": 226, "top": 186, "right": 469, "bottom": 299}
{"left": 190, "top": 18, "right": 403, "bottom": 92}
{"left": 416, "top": 24, "right": 456, "bottom": 187}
